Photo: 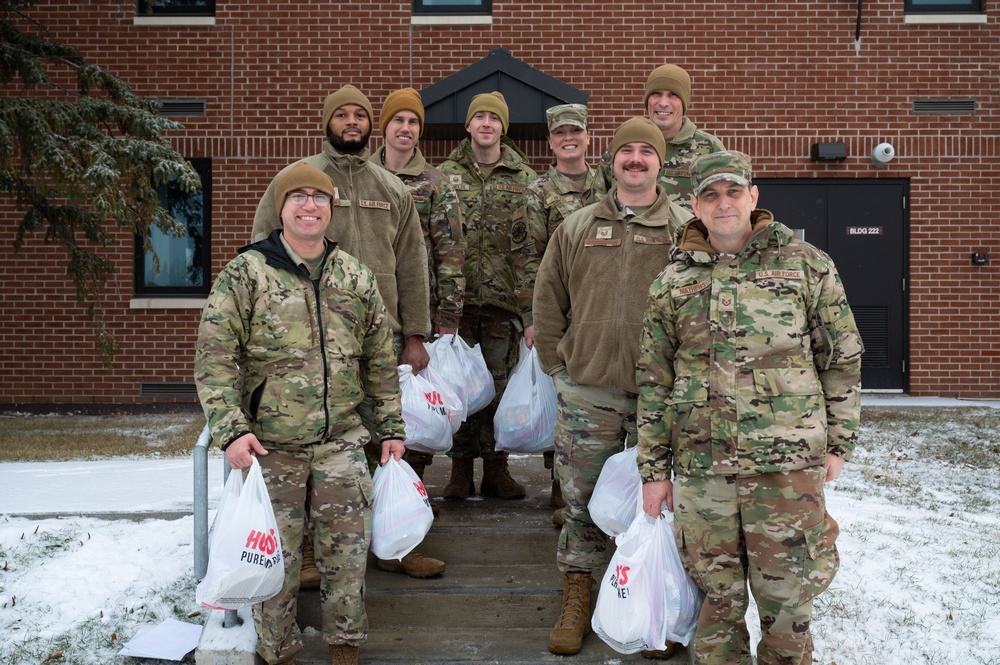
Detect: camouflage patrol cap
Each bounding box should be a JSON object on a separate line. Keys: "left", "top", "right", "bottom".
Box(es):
{"left": 546, "top": 104, "right": 587, "bottom": 132}
{"left": 690, "top": 150, "right": 753, "bottom": 196}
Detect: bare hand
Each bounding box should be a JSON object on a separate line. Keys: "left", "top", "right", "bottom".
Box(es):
{"left": 225, "top": 433, "right": 268, "bottom": 469}
{"left": 380, "top": 438, "right": 406, "bottom": 464}
{"left": 522, "top": 324, "right": 534, "bottom": 349}
{"left": 642, "top": 479, "right": 673, "bottom": 516}
{"left": 824, "top": 453, "right": 846, "bottom": 482}
{"left": 400, "top": 335, "right": 430, "bottom": 374}
{"left": 434, "top": 324, "right": 458, "bottom": 337}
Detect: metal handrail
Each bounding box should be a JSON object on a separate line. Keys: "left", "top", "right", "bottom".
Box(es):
{"left": 192, "top": 424, "right": 238, "bottom": 628}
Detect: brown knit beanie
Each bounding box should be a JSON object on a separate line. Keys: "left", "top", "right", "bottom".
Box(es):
{"left": 274, "top": 163, "right": 336, "bottom": 220}
{"left": 321, "top": 84, "right": 374, "bottom": 131}
{"left": 610, "top": 117, "right": 667, "bottom": 165}
{"left": 380, "top": 87, "right": 425, "bottom": 138}
{"left": 465, "top": 91, "right": 509, "bottom": 134}
{"left": 643, "top": 64, "right": 692, "bottom": 113}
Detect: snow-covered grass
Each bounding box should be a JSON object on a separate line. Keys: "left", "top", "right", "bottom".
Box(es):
{"left": 0, "top": 406, "right": 998, "bottom": 664}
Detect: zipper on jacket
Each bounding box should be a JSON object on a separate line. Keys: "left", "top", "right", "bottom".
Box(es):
{"left": 310, "top": 275, "right": 332, "bottom": 439}
{"left": 616, "top": 220, "right": 635, "bottom": 386}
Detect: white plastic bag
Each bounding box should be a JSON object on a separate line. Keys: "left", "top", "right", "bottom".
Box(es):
{"left": 494, "top": 340, "right": 557, "bottom": 453}
{"left": 398, "top": 365, "right": 457, "bottom": 453}
{"left": 592, "top": 505, "right": 704, "bottom": 653}
{"left": 424, "top": 335, "right": 471, "bottom": 424}
{"left": 196, "top": 457, "right": 284, "bottom": 610}
{"left": 418, "top": 364, "right": 465, "bottom": 434}
{"left": 453, "top": 335, "right": 496, "bottom": 415}
{"left": 589, "top": 444, "right": 641, "bottom": 537}
{"left": 370, "top": 458, "right": 434, "bottom": 560}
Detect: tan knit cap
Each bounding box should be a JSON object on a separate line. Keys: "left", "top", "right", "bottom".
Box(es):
{"left": 610, "top": 117, "right": 667, "bottom": 165}
{"left": 644, "top": 64, "right": 691, "bottom": 113}
{"left": 380, "top": 87, "right": 425, "bottom": 138}
{"left": 465, "top": 91, "right": 509, "bottom": 134}
{"left": 321, "top": 84, "right": 374, "bottom": 131}
{"left": 274, "top": 163, "right": 336, "bottom": 220}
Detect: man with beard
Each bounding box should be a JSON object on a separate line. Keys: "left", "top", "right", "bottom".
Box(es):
{"left": 532, "top": 117, "right": 689, "bottom": 657}
{"left": 251, "top": 84, "right": 445, "bottom": 582}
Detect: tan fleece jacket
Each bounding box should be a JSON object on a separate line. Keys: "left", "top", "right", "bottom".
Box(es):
{"left": 252, "top": 143, "right": 430, "bottom": 339}
{"left": 532, "top": 185, "right": 691, "bottom": 393}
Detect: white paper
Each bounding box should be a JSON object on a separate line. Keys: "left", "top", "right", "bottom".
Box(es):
{"left": 119, "top": 618, "right": 204, "bottom": 660}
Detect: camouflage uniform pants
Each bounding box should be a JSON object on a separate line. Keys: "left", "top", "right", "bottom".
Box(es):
{"left": 448, "top": 305, "right": 520, "bottom": 461}
{"left": 553, "top": 368, "right": 637, "bottom": 573}
{"left": 253, "top": 430, "right": 374, "bottom": 665}
{"left": 674, "top": 468, "right": 840, "bottom": 665}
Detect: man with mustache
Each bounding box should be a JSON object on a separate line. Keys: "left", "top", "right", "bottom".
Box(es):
{"left": 533, "top": 117, "right": 689, "bottom": 657}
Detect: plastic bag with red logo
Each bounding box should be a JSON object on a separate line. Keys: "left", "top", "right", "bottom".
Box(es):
{"left": 370, "top": 457, "right": 434, "bottom": 560}
{"left": 399, "top": 364, "right": 460, "bottom": 453}
{"left": 196, "top": 457, "right": 284, "bottom": 610}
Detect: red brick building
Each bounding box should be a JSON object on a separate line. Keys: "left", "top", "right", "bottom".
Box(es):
{"left": 2, "top": 0, "right": 997, "bottom": 408}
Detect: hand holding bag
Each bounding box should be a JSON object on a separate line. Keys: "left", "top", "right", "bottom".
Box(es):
{"left": 196, "top": 457, "right": 284, "bottom": 610}
{"left": 370, "top": 458, "right": 434, "bottom": 561}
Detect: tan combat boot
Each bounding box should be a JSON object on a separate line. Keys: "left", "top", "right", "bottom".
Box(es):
{"left": 300, "top": 537, "right": 320, "bottom": 590}
{"left": 328, "top": 644, "right": 358, "bottom": 665}
{"left": 552, "top": 507, "right": 564, "bottom": 527}
{"left": 443, "top": 458, "right": 475, "bottom": 500}
{"left": 376, "top": 551, "right": 446, "bottom": 578}
{"left": 480, "top": 456, "right": 526, "bottom": 499}
{"left": 640, "top": 642, "right": 677, "bottom": 658}
{"left": 548, "top": 571, "right": 594, "bottom": 654}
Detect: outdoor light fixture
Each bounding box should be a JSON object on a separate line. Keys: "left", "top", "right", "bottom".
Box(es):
{"left": 810, "top": 142, "right": 848, "bottom": 162}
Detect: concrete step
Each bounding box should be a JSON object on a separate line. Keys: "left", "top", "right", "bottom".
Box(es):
{"left": 290, "top": 454, "right": 691, "bottom": 664}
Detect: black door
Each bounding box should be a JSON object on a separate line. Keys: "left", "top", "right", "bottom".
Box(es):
{"left": 755, "top": 179, "right": 908, "bottom": 391}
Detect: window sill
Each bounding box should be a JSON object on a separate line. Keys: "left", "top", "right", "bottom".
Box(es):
{"left": 130, "top": 297, "right": 206, "bottom": 310}
{"left": 411, "top": 14, "right": 492, "bottom": 26}
{"left": 133, "top": 16, "right": 216, "bottom": 27}
{"left": 903, "top": 13, "right": 987, "bottom": 24}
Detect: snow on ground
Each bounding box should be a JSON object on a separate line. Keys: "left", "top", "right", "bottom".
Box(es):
{"left": 1, "top": 399, "right": 998, "bottom": 664}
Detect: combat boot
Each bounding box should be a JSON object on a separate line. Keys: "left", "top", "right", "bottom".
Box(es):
{"left": 550, "top": 478, "right": 565, "bottom": 507}
{"left": 328, "top": 644, "right": 358, "bottom": 665}
{"left": 443, "top": 458, "right": 475, "bottom": 500}
{"left": 376, "top": 551, "right": 446, "bottom": 578}
{"left": 300, "top": 537, "right": 320, "bottom": 590}
{"left": 548, "top": 571, "right": 595, "bottom": 654}
{"left": 640, "top": 643, "right": 677, "bottom": 659}
{"left": 480, "top": 456, "right": 527, "bottom": 499}
{"left": 552, "top": 507, "right": 564, "bottom": 527}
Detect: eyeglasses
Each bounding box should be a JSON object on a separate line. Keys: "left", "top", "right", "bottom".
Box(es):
{"left": 286, "top": 192, "right": 332, "bottom": 207}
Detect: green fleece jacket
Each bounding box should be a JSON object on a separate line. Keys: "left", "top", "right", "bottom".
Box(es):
{"left": 252, "top": 143, "right": 431, "bottom": 339}
{"left": 532, "top": 185, "right": 690, "bottom": 393}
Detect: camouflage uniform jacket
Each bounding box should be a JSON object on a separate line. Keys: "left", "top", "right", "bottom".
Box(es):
{"left": 194, "top": 230, "right": 405, "bottom": 450}
{"left": 635, "top": 210, "right": 863, "bottom": 482}
{"left": 525, "top": 165, "right": 597, "bottom": 256}
{"left": 376, "top": 146, "right": 467, "bottom": 329}
{"left": 532, "top": 185, "right": 690, "bottom": 393}
{"left": 438, "top": 137, "right": 539, "bottom": 325}
{"left": 593, "top": 117, "right": 726, "bottom": 220}
{"left": 251, "top": 143, "right": 431, "bottom": 340}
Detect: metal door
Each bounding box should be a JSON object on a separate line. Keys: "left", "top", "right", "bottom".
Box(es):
{"left": 755, "top": 179, "right": 908, "bottom": 391}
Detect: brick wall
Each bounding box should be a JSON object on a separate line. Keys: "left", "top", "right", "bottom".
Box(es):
{"left": 1, "top": 0, "right": 997, "bottom": 404}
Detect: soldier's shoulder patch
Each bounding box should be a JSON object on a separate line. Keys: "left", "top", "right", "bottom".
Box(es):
{"left": 674, "top": 279, "right": 711, "bottom": 297}
{"left": 584, "top": 238, "right": 622, "bottom": 247}
{"left": 496, "top": 183, "right": 526, "bottom": 193}
{"left": 511, "top": 220, "right": 528, "bottom": 244}
{"left": 359, "top": 199, "right": 391, "bottom": 210}
{"left": 633, "top": 234, "right": 671, "bottom": 245}
{"left": 753, "top": 269, "right": 804, "bottom": 280}
{"left": 449, "top": 174, "right": 470, "bottom": 191}
{"left": 596, "top": 226, "right": 613, "bottom": 239}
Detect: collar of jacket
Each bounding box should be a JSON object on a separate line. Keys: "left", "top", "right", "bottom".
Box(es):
{"left": 322, "top": 141, "right": 372, "bottom": 172}
{"left": 595, "top": 184, "right": 675, "bottom": 228}
{"left": 668, "top": 116, "right": 697, "bottom": 145}
{"left": 376, "top": 145, "right": 427, "bottom": 177}
{"left": 240, "top": 228, "right": 339, "bottom": 274}
{"left": 546, "top": 165, "right": 595, "bottom": 194}
{"left": 674, "top": 209, "right": 785, "bottom": 262}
